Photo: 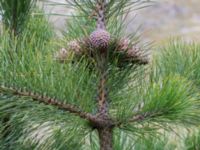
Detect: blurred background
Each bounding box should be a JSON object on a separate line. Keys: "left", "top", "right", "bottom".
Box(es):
{"left": 40, "top": 0, "right": 200, "bottom": 45}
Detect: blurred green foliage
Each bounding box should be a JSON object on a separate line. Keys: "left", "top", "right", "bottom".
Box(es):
{"left": 0, "top": 0, "right": 37, "bottom": 36}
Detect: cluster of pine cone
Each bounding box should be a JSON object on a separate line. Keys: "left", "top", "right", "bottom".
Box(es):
{"left": 54, "top": 29, "right": 149, "bottom": 66}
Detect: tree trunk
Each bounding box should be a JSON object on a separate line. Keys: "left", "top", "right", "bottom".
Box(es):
{"left": 98, "top": 127, "right": 113, "bottom": 150}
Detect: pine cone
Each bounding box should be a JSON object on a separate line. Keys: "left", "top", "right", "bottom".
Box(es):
{"left": 127, "top": 46, "right": 141, "bottom": 58}
{"left": 126, "top": 46, "right": 149, "bottom": 65}
{"left": 89, "top": 29, "right": 110, "bottom": 49}
{"left": 116, "top": 38, "right": 149, "bottom": 66}
{"left": 54, "top": 48, "right": 69, "bottom": 63}
{"left": 118, "top": 38, "right": 130, "bottom": 51}
{"left": 68, "top": 40, "right": 82, "bottom": 55}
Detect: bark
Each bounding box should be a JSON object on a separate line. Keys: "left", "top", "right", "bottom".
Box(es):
{"left": 97, "top": 72, "right": 108, "bottom": 115}
{"left": 98, "top": 127, "right": 113, "bottom": 150}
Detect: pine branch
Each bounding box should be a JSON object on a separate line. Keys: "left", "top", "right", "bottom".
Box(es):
{"left": 115, "top": 111, "right": 160, "bottom": 127}
{"left": 96, "top": 0, "right": 107, "bottom": 29}
{"left": 0, "top": 0, "right": 37, "bottom": 36}
{"left": 0, "top": 84, "right": 96, "bottom": 122}
{"left": 97, "top": 70, "right": 109, "bottom": 116}
{"left": 129, "top": 112, "right": 163, "bottom": 123}
{"left": 116, "top": 75, "right": 200, "bottom": 128}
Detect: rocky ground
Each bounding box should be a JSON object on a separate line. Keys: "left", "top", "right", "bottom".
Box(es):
{"left": 133, "top": 0, "right": 200, "bottom": 45}
{"left": 41, "top": 0, "right": 200, "bottom": 45}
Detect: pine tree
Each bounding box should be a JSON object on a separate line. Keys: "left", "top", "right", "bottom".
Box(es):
{"left": 0, "top": 1, "right": 200, "bottom": 150}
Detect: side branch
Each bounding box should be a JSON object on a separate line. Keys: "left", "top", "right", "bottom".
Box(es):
{"left": 129, "top": 112, "right": 160, "bottom": 122}
{"left": 116, "top": 112, "right": 164, "bottom": 127}
{"left": 0, "top": 85, "right": 96, "bottom": 122}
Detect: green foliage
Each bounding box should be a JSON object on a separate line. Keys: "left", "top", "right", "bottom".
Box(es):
{"left": 1, "top": 33, "right": 200, "bottom": 149}
{"left": 153, "top": 41, "right": 200, "bottom": 150}
{"left": 0, "top": 7, "right": 54, "bottom": 54}
{"left": 0, "top": 30, "right": 94, "bottom": 149}
{"left": 141, "top": 75, "right": 199, "bottom": 125}
{"left": 23, "top": 8, "right": 54, "bottom": 44}
{"left": 0, "top": 95, "right": 88, "bottom": 150}
{"left": 84, "top": 129, "right": 178, "bottom": 150}
{"left": 0, "top": 0, "right": 37, "bottom": 35}
{"left": 152, "top": 41, "right": 200, "bottom": 86}
{"left": 0, "top": 33, "right": 97, "bottom": 112}
{"left": 185, "top": 130, "right": 200, "bottom": 150}
{"left": 132, "top": 134, "right": 177, "bottom": 150}
{"left": 117, "top": 75, "right": 200, "bottom": 139}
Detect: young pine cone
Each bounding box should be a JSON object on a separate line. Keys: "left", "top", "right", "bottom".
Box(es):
{"left": 54, "top": 48, "right": 69, "bottom": 63}
{"left": 118, "top": 38, "right": 130, "bottom": 51}
{"left": 126, "top": 46, "right": 149, "bottom": 65}
{"left": 68, "top": 40, "right": 82, "bottom": 55}
{"left": 117, "top": 38, "right": 149, "bottom": 65}
{"left": 89, "top": 29, "right": 110, "bottom": 49}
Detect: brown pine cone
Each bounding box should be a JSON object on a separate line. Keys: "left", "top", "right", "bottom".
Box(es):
{"left": 89, "top": 29, "right": 111, "bottom": 49}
